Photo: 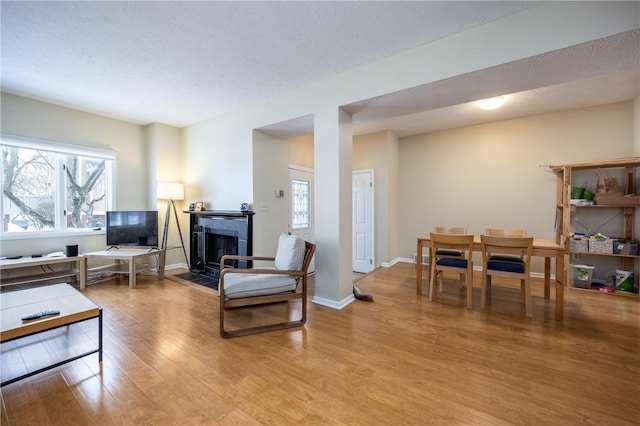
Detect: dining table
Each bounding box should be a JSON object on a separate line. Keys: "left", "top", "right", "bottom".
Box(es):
{"left": 416, "top": 234, "right": 567, "bottom": 320}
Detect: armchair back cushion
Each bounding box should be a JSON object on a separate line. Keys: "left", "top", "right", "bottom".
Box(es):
{"left": 274, "top": 233, "right": 306, "bottom": 271}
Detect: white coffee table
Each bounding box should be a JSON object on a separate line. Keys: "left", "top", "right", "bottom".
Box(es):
{"left": 84, "top": 248, "right": 165, "bottom": 288}
{"left": 1, "top": 283, "right": 102, "bottom": 386}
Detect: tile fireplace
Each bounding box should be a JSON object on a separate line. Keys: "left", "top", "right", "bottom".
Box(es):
{"left": 186, "top": 210, "right": 254, "bottom": 281}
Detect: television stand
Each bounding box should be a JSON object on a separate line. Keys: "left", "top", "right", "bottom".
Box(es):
{"left": 0, "top": 255, "right": 86, "bottom": 289}
{"left": 84, "top": 248, "right": 165, "bottom": 288}
{"left": 106, "top": 246, "right": 159, "bottom": 253}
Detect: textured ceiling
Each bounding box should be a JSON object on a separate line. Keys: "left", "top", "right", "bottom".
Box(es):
{"left": 2, "top": 1, "right": 539, "bottom": 127}
{"left": 1, "top": 1, "right": 638, "bottom": 138}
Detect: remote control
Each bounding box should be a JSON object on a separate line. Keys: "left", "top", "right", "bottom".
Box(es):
{"left": 21, "top": 309, "right": 60, "bottom": 321}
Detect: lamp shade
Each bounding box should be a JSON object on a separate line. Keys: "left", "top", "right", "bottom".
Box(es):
{"left": 157, "top": 182, "right": 184, "bottom": 200}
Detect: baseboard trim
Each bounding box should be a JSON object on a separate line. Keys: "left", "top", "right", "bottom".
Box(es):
{"left": 165, "top": 262, "right": 188, "bottom": 271}
{"left": 312, "top": 294, "right": 355, "bottom": 310}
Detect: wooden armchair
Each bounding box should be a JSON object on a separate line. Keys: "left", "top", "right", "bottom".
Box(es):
{"left": 219, "top": 234, "right": 316, "bottom": 338}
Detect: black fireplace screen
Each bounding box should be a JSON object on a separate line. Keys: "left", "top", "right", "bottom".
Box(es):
{"left": 205, "top": 231, "right": 239, "bottom": 268}
{"left": 190, "top": 213, "right": 252, "bottom": 277}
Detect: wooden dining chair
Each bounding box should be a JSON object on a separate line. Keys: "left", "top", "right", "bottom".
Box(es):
{"left": 484, "top": 229, "right": 528, "bottom": 295}
{"left": 480, "top": 235, "right": 534, "bottom": 317}
{"left": 428, "top": 232, "right": 474, "bottom": 309}
{"left": 433, "top": 226, "right": 467, "bottom": 257}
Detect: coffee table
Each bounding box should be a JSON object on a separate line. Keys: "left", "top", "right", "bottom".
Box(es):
{"left": 84, "top": 248, "right": 165, "bottom": 288}
{"left": 0, "top": 283, "right": 102, "bottom": 386}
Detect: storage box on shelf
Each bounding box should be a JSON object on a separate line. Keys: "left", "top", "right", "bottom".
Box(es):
{"left": 613, "top": 241, "right": 638, "bottom": 255}
{"left": 588, "top": 237, "right": 614, "bottom": 254}
{"left": 569, "top": 236, "right": 589, "bottom": 253}
{"left": 551, "top": 157, "right": 640, "bottom": 298}
{"left": 595, "top": 193, "right": 640, "bottom": 206}
{"left": 570, "top": 264, "right": 595, "bottom": 289}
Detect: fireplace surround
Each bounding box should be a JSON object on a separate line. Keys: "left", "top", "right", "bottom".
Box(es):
{"left": 186, "top": 210, "right": 254, "bottom": 281}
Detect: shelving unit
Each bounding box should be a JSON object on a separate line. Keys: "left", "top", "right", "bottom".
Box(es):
{"left": 551, "top": 157, "right": 640, "bottom": 298}
{"left": 0, "top": 255, "right": 86, "bottom": 289}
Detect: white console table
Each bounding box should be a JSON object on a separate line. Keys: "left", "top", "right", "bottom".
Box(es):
{"left": 84, "top": 248, "right": 165, "bottom": 289}
{"left": 0, "top": 255, "right": 86, "bottom": 289}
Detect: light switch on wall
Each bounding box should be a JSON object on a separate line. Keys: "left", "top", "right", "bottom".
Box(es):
{"left": 259, "top": 202, "right": 269, "bottom": 211}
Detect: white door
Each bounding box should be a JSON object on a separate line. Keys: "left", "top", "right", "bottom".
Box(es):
{"left": 353, "top": 170, "right": 374, "bottom": 273}
{"left": 289, "top": 166, "right": 315, "bottom": 273}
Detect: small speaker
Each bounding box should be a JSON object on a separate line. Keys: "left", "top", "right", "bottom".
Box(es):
{"left": 65, "top": 244, "right": 78, "bottom": 257}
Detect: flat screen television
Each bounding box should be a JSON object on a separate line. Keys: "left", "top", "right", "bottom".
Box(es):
{"left": 106, "top": 210, "right": 158, "bottom": 248}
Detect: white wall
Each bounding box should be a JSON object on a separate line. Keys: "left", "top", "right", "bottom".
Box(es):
{"left": 252, "top": 131, "right": 290, "bottom": 257}
{"left": 288, "top": 134, "right": 314, "bottom": 169}
{"left": 353, "top": 131, "right": 400, "bottom": 266}
{"left": 286, "top": 103, "right": 636, "bottom": 275}
{"left": 284, "top": 130, "right": 401, "bottom": 269}
{"left": 398, "top": 102, "right": 635, "bottom": 272}
{"left": 181, "top": 2, "right": 639, "bottom": 304}
{"left": 182, "top": 116, "right": 254, "bottom": 210}
{"left": 147, "top": 123, "right": 186, "bottom": 267}
{"left": 0, "top": 93, "right": 150, "bottom": 256}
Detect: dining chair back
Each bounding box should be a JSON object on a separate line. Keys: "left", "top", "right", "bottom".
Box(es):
{"left": 485, "top": 228, "right": 527, "bottom": 237}
{"left": 480, "top": 235, "right": 534, "bottom": 317}
{"left": 485, "top": 228, "right": 528, "bottom": 263}
{"left": 428, "top": 232, "right": 475, "bottom": 309}
{"left": 433, "top": 226, "right": 468, "bottom": 257}
{"left": 434, "top": 226, "right": 467, "bottom": 234}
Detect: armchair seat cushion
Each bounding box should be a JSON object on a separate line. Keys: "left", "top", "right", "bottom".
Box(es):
{"left": 224, "top": 273, "right": 297, "bottom": 299}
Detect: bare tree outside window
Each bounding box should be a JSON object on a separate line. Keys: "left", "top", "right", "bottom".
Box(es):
{"left": 2, "top": 144, "right": 109, "bottom": 233}
{"left": 65, "top": 155, "right": 106, "bottom": 229}
{"left": 2, "top": 146, "right": 55, "bottom": 231}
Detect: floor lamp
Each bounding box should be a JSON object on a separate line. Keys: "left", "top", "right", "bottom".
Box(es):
{"left": 157, "top": 182, "right": 189, "bottom": 269}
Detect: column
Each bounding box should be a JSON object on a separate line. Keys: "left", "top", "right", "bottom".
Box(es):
{"left": 312, "top": 106, "right": 354, "bottom": 307}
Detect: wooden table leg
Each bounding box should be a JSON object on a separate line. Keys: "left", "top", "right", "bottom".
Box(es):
{"left": 79, "top": 257, "right": 87, "bottom": 289}
{"left": 129, "top": 259, "right": 136, "bottom": 289}
{"left": 555, "top": 253, "right": 564, "bottom": 321}
{"left": 157, "top": 250, "right": 166, "bottom": 279}
{"left": 544, "top": 257, "right": 551, "bottom": 299}
{"left": 416, "top": 239, "right": 423, "bottom": 295}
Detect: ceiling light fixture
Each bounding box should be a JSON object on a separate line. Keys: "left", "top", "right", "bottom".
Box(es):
{"left": 478, "top": 96, "right": 506, "bottom": 110}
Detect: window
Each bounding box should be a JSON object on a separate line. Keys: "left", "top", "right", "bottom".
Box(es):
{"left": 291, "top": 179, "right": 310, "bottom": 229}
{"left": 1, "top": 135, "right": 116, "bottom": 237}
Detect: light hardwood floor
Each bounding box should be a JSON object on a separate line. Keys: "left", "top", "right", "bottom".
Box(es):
{"left": 1, "top": 263, "right": 638, "bottom": 425}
